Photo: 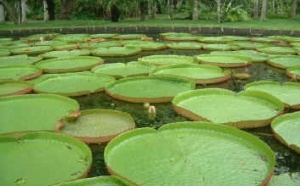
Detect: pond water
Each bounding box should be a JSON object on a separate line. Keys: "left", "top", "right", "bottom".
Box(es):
{"left": 69, "top": 48, "right": 300, "bottom": 177}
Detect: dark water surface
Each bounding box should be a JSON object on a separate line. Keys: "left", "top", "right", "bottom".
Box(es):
{"left": 69, "top": 48, "right": 300, "bottom": 177}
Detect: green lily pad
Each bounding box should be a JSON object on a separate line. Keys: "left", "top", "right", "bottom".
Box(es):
{"left": 195, "top": 54, "right": 251, "bottom": 67}
{"left": 250, "top": 37, "right": 279, "bottom": 43}
{"left": 105, "top": 122, "right": 275, "bottom": 186}
{"left": 33, "top": 73, "right": 115, "bottom": 96}
{"left": 0, "top": 94, "right": 80, "bottom": 134}
{"left": 0, "top": 65, "right": 42, "bottom": 81}
{"left": 92, "top": 61, "right": 154, "bottom": 78}
{"left": 231, "top": 41, "right": 271, "bottom": 50}
{"left": 34, "top": 40, "right": 66, "bottom": 47}
{"left": 123, "top": 40, "right": 166, "bottom": 51}
{"left": 198, "top": 36, "right": 233, "bottom": 43}
{"left": 257, "top": 46, "right": 297, "bottom": 55}
{"left": 0, "top": 49, "right": 10, "bottom": 56}
{"left": 0, "top": 81, "right": 32, "bottom": 97}
{"left": 150, "top": 64, "right": 230, "bottom": 84}
{"left": 54, "top": 176, "right": 128, "bottom": 186}
{"left": 271, "top": 112, "right": 300, "bottom": 154}
{"left": 80, "top": 41, "right": 123, "bottom": 49}
{"left": 41, "top": 49, "right": 91, "bottom": 58}
{"left": 287, "top": 66, "right": 300, "bottom": 80}
{"left": 267, "top": 173, "right": 300, "bottom": 186}
{"left": 139, "top": 55, "right": 196, "bottom": 66}
{"left": 0, "top": 55, "right": 42, "bottom": 67}
{"left": 267, "top": 55, "right": 300, "bottom": 69}
{"left": 210, "top": 50, "right": 268, "bottom": 63}
{"left": 160, "top": 32, "right": 198, "bottom": 41}
{"left": 172, "top": 88, "right": 283, "bottom": 128}
{"left": 0, "top": 132, "right": 92, "bottom": 186}
{"left": 54, "top": 34, "right": 89, "bottom": 43}
{"left": 202, "top": 43, "right": 238, "bottom": 51}
{"left": 245, "top": 81, "right": 300, "bottom": 109}
{"left": 10, "top": 46, "right": 53, "bottom": 55}
{"left": 57, "top": 109, "right": 135, "bottom": 143}
{"left": 91, "top": 46, "right": 141, "bottom": 57}
{"left": 113, "top": 34, "right": 147, "bottom": 40}
{"left": 166, "top": 42, "right": 202, "bottom": 50}
{"left": 105, "top": 76, "right": 195, "bottom": 103}
{"left": 21, "top": 33, "right": 59, "bottom": 42}
{"left": 90, "top": 33, "right": 119, "bottom": 39}
{"left": 53, "top": 44, "right": 79, "bottom": 51}
{"left": 35, "top": 56, "right": 104, "bottom": 73}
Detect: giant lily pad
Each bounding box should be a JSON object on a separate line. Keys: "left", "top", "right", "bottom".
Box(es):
{"left": 41, "top": 49, "right": 91, "bottom": 59}
{"left": 198, "top": 36, "right": 233, "bottom": 43}
{"left": 160, "top": 32, "right": 198, "bottom": 41}
{"left": 33, "top": 73, "right": 115, "bottom": 96}
{"left": 150, "top": 64, "right": 230, "bottom": 84}
{"left": 0, "top": 55, "right": 42, "bottom": 67}
{"left": 35, "top": 56, "right": 104, "bottom": 73}
{"left": 210, "top": 50, "right": 268, "bottom": 63}
{"left": 0, "top": 94, "right": 80, "bottom": 134}
{"left": 271, "top": 112, "right": 300, "bottom": 154}
{"left": 267, "top": 172, "right": 300, "bottom": 186}
{"left": 10, "top": 46, "right": 53, "bottom": 55}
{"left": 202, "top": 43, "right": 238, "bottom": 51}
{"left": 105, "top": 76, "right": 195, "bottom": 103}
{"left": 92, "top": 61, "right": 154, "bottom": 78}
{"left": 172, "top": 88, "right": 283, "bottom": 128}
{"left": 123, "top": 40, "right": 166, "bottom": 51}
{"left": 57, "top": 109, "right": 135, "bottom": 143}
{"left": 54, "top": 176, "right": 128, "bottom": 186}
{"left": 104, "top": 122, "right": 275, "bottom": 186}
{"left": 0, "top": 81, "right": 32, "bottom": 97}
{"left": 267, "top": 55, "right": 300, "bottom": 69}
{"left": 287, "top": 66, "right": 300, "bottom": 80}
{"left": 54, "top": 34, "right": 89, "bottom": 43}
{"left": 113, "top": 34, "right": 147, "bottom": 40}
{"left": 231, "top": 41, "right": 271, "bottom": 50}
{"left": 245, "top": 81, "right": 300, "bottom": 109}
{"left": 0, "top": 49, "right": 10, "bottom": 56}
{"left": 0, "top": 132, "right": 92, "bottom": 186}
{"left": 257, "top": 46, "right": 297, "bottom": 55}
{"left": 0, "top": 65, "right": 42, "bottom": 81}
{"left": 166, "top": 42, "right": 202, "bottom": 50}
{"left": 91, "top": 46, "right": 141, "bottom": 57}
{"left": 195, "top": 54, "right": 251, "bottom": 67}
{"left": 139, "top": 54, "right": 196, "bottom": 66}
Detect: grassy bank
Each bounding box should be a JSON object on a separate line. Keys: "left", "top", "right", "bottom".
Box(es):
{"left": 0, "top": 16, "right": 300, "bottom": 31}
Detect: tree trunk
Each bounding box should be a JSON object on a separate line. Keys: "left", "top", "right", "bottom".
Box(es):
{"left": 167, "top": 0, "right": 174, "bottom": 19}
{"left": 149, "top": 0, "right": 156, "bottom": 19}
{"left": 253, "top": 0, "right": 259, "bottom": 20}
{"left": 260, "top": 0, "right": 267, "bottom": 21}
{"left": 43, "top": 0, "right": 49, "bottom": 21}
{"left": 192, "top": 0, "right": 198, "bottom": 21}
{"left": 59, "top": 0, "right": 73, "bottom": 19}
{"left": 21, "top": 0, "right": 27, "bottom": 22}
{"left": 46, "top": 0, "right": 55, "bottom": 20}
{"left": 291, "top": 0, "right": 298, "bottom": 19}
{"left": 0, "top": 0, "right": 5, "bottom": 22}
{"left": 2, "top": 0, "right": 18, "bottom": 23}
{"left": 140, "top": 0, "right": 148, "bottom": 21}
{"left": 216, "top": 0, "right": 221, "bottom": 23}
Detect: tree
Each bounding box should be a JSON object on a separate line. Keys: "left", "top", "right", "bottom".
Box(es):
{"left": 216, "top": 0, "right": 221, "bottom": 23}
{"left": 0, "top": 0, "right": 4, "bottom": 22}
{"left": 192, "top": 0, "right": 198, "bottom": 20}
{"left": 59, "top": 0, "right": 73, "bottom": 19}
{"left": 3, "top": 0, "right": 18, "bottom": 24}
{"left": 140, "top": 0, "right": 148, "bottom": 21}
{"left": 253, "top": 0, "right": 259, "bottom": 19}
{"left": 260, "top": 0, "right": 267, "bottom": 20}
{"left": 43, "top": 0, "right": 49, "bottom": 21}
{"left": 21, "top": 0, "right": 27, "bottom": 22}
{"left": 291, "top": 0, "right": 298, "bottom": 19}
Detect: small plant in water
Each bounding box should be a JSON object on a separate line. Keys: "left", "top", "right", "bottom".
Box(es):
{"left": 143, "top": 102, "right": 156, "bottom": 120}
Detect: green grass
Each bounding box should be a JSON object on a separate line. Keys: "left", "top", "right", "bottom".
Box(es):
{"left": 0, "top": 16, "right": 300, "bottom": 31}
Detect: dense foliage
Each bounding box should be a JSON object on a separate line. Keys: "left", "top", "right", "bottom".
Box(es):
{"left": 1, "top": 0, "right": 299, "bottom": 23}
